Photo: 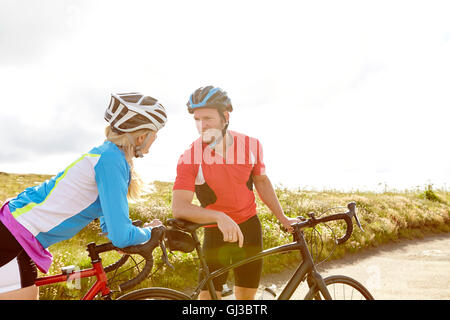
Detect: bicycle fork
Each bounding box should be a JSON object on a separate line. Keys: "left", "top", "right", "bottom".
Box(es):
{"left": 306, "top": 270, "right": 332, "bottom": 300}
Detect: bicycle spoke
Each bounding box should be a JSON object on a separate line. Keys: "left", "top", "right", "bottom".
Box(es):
{"left": 314, "top": 276, "right": 372, "bottom": 300}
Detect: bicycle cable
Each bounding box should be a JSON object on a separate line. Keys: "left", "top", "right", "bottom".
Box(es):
{"left": 307, "top": 226, "right": 323, "bottom": 263}
{"left": 314, "top": 222, "right": 338, "bottom": 267}
{"left": 306, "top": 206, "right": 344, "bottom": 266}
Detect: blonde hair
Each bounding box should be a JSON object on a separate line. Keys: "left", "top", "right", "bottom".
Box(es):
{"left": 105, "top": 125, "right": 152, "bottom": 201}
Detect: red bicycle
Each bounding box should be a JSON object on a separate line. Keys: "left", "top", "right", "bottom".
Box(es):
{"left": 34, "top": 222, "right": 172, "bottom": 300}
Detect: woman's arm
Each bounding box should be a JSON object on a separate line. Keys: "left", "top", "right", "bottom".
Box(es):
{"left": 95, "top": 153, "right": 151, "bottom": 248}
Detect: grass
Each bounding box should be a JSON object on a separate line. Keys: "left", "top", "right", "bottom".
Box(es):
{"left": 1, "top": 172, "right": 449, "bottom": 299}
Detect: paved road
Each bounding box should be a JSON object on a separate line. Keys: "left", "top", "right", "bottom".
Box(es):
{"left": 225, "top": 233, "right": 450, "bottom": 300}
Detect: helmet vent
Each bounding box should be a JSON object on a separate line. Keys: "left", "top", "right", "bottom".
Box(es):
{"left": 141, "top": 96, "right": 158, "bottom": 105}
{"left": 121, "top": 95, "right": 143, "bottom": 103}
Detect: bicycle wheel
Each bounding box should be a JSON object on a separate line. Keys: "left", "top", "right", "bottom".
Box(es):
{"left": 117, "top": 287, "right": 191, "bottom": 300}
{"left": 305, "top": 275, "right": 374, "bottom": 300}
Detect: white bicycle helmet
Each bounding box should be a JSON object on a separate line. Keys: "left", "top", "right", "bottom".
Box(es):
{"left": 104, "top": 92, "right": 167, "bottom": 133}
{"left": 104, "top": 92, "right": 167, "bottom": 158}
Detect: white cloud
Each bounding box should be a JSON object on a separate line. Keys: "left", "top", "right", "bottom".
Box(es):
{"left": 0, "top": 0, "right": 449, "bottom": 191}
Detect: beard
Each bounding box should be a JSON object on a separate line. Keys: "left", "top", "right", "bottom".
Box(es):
{"left": 201, "top": 128, "right": 223, "bottom": 145}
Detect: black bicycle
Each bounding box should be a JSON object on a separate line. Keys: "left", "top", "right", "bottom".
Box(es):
{"left": 118, "top": 202, "right": 374, "bottom": 300}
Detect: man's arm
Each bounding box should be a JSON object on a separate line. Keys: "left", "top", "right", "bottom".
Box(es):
{"left": 253, "top": 174, "right": 298, "bottom": 232}
{"left": 172, "top": 190, "right": 244, "bottom": 247}
{"left": 172, "top": 189, "right": 223, "bottom": 224}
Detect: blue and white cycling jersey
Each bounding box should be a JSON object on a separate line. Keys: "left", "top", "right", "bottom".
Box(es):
{"left": 7, "top": 140, "right": 151, "bottom": 251}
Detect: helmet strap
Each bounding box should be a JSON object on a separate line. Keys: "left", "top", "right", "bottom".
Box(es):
{"left": 220, "top": 111, "right": 229, "bottom": 139}
{"left": 125, "top": 132, "right": 152, "bottom": 158}
{"left": 125, "top": 133, "right": 140, "bottom": 158}
{"left": 209, "top": 112, "right": 229, "bottom": 149}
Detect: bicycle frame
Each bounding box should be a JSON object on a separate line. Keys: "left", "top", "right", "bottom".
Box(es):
{"left": 35, "top": 253, "right": 112, "bottom": 300}
{"left": 191, "top": 229, "right": 332, "bottom": 300}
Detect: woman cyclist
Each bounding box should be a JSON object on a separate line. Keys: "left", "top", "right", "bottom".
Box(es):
{"left": 0, "top": 92, "right": 167, "bottom": 299}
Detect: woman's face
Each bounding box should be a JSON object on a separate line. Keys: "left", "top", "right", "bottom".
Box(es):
{"left": 136, "top": 131, "right": 157, "bottom": 155}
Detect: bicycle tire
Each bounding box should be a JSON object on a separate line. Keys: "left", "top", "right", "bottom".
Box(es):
{"left": 117, "top": 287, "right": 191, "bottom": 300}
{"left": 304, "top": 275, "right": 374, "bottom": 300}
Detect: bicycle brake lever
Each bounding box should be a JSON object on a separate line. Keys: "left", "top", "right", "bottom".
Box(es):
{"left": 159, "top": 240, "right": 175, "bottom": 270}
{"left": 354, "top": 213, "right": 364, "bottom": 232}
{"left": 347, "top": 202, "right": 364, "bottom": 232}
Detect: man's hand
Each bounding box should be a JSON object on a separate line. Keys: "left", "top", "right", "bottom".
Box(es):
{"left": 172, "top": 190, "right": 244, "bottom": 246}
{"left": 216, "top": 214, "right": 244, "bottom": 248}
{"left": 279, "top": 216, "right": 301, "bottom": 233}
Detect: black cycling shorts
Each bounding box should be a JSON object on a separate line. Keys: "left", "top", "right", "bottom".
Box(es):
{"left": 200, "top": 215, "right": 263, "bottom": 290}
{"left": 0, "top": 220, "right": 38, "bottom": 293}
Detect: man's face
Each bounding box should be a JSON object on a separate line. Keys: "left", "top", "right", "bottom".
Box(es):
{"left": 193, "top": 108, "right": 228, "bottom": 144}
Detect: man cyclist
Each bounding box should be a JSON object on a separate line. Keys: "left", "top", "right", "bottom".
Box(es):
{"left": 0, "top": 92, "right": 167, "bottom": 299}
{"left": 172, "top": 86, "right": 298, "bottom": 300}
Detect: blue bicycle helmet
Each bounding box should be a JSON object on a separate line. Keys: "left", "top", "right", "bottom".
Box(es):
{"left": 187, "top": 86, "right": 233, "bottom": 114}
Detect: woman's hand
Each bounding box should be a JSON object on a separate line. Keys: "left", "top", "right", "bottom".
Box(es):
{"left": 143, "top": 219, "right": 163, "bottom": 228}
{"left": 116, "top": 219, "right": 163, "bottom": 254}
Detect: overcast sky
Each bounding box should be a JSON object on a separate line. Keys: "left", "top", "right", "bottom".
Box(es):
{"left": 0, "top": 0, "right": 449, "bottom": 192}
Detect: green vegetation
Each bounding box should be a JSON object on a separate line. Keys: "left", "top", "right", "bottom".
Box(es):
{"left": 1, "top": 172, "right": 449, "bottom": 299}
{"left": 420, "top": 184, "right": 445, "bottom": 203}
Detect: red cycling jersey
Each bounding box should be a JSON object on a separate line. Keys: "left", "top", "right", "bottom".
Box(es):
{"left": 173, "top": 130, "right": 265, "bottom": 225}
